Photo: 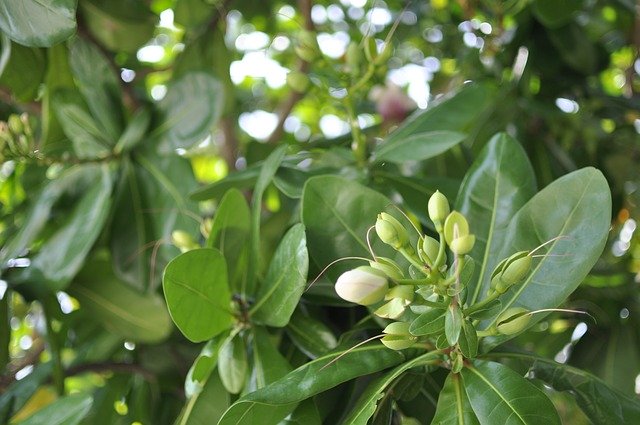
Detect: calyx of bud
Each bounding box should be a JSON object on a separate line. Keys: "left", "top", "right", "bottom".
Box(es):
{"left": 369, "top": 257, "right": 404, "bottom": 280}
{"left": 335, "top": 266, "right": 389, "bottom": 306}
{"left": 490, "top": 251, "right": 532, "bottom": 294}
{"left": 419, "top": 236, "right": 440, "bottom": 265}
{"left": 449, "top": 234, "right": 476, "bottom": 256}
{"left": 375, "top": 212, "right": 409, "bottom": 249}
{"left": 381, "top": 322, "right": 416, "bottom": 350}
{"left": 443, "top": 211, "right": 470, "bottom": 245}
{"left": 495, "top": 307, "right": 531, "bottom": 335}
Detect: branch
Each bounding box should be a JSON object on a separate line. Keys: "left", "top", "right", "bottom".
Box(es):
{"left": 266, "top": 0, "right": 315, "bottom": 144}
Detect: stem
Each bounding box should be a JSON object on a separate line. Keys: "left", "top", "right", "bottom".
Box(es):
{"left": 398, "top": 246, "right": 426, "bottom": 272}
{"left": 433, "top": 231, "right": 447, "bottom": 270}
{"left": 476, "top": 329, "right": 497, "bottom": 338}
{"left": 345, "top": 95, "right": 367, "bottom": 167}
{"left": 42, "top": 298, "right": 64, "bottom": 395}
{"left": 464, "top": 290, "right": 500, "bottom": 315}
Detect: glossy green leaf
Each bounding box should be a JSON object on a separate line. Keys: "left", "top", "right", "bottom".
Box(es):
{"left": 374, "top": 131, "right": 466, "bottom": 163}
{"left": 530, "top": 358, "right": 640, "bottom": 425}
{"left": 217, "top": 344, "right": 404, "bottom": 425}
{"left": 462, "top": 360, "right": 561, "bottom": 425}
{"left": 115, "top": 107, "right": 151, "bottom": 154}
{"left": 110, "top": 153, "right": 199, "bottom": 291}
{"left": 482, "top": 168, "right": 611, "bottom": 348}
{"left": 459, "top": 321, "right": 478, "bottom": 359}
{"left": 0, "top": 0, "right": 77, "bottom": 47}
{"left": 157, "top": 72, "right": 224, "bottom": 152}
{"left": 301, "top": 175, "right": 393, "bottom": 280}
{"left": 251, "top": 223, "right": 308, "bottom": 327}
{"left": 206, "top": 188, "right": 251, "bottom": 292}
{"left": 247, "top": 327, "right": 292, "bottom": 391}
{"left": 68, "top": 256, "right": 172, "bottom": 343}
{"left": 343, "top": 351, "right": 442, "bottom": 424}
{"left": 247, "top": 145, "right": 287, "bottom": 295}
{"left": 178, "top": 373, "right": 230, "bottom": 425}
{"left": 286, "top": 308, "right": 337, "bottom": 359}
{"left": 185, "top": 335, "right": 226, "bottom": 398}
{"left": 0, "top": 364, "right": 52, "bottom": 420}
{"left": 68, "top": 38, "right": 124, "bottom": 141}
{"left": 0, "top": 42, "right": 45, "bottom": 101}
{"left": 432, "top": 372, "right": 479, "bottom": 425}
{"left": 162, "top": 248, "right": 233, "bottom": 342}
{"left": 40, "top": 43, "right": 75, "bottom": 150}
{"left": 381, "top": 83, "right": 494, "bottom": 146}
{"left": 445, "top": 305, "right": 463, "bottom": 346}
{"left": 190, "top": 165, "right": 260, "bottom": 201}
{"left": 284, "top": 399, "right": 322, "bottom": 425}
{"left": 219, "top": 332, "right": 248, "bottom": 394}
{"left": 456, "top": 133, "right": 536, "bottom": 305}
{"left": 409, "top": 309, "right": 446, "bottom": 336}
{"left": 467, "top": 299, "right": 501, "bottom": 321}
{"left": 11, "top": 165, "right": 112, "bottom": 292}
{"left": 15, "top": 393, "right": 92, "bottom": 425}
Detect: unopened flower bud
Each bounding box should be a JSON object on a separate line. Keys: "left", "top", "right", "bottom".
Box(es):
{"left": 369, "top": 257, "right": 404, "bottom": 280}
{"left": 346, "top": 41, "right": 361, "bottom": 77}
{"left": 335, "top": 266, "right": 388, "bottom": 306}
{"left": 295, "top": 30, "right": 320, "bottom": 62}
{"left": 444, "top": 211, "right": 470, "bottom": 246}
{"left": 496, "top": 307, "right": 531, "bottom": 335}
{"left": 428, "top": 191, "right": 450, "bottom": 226}
{"left": 7, "top": 115, "right": 23, "bottom": 135}
{"left": 381, "top": 322, "right": 416, "bottom": 350}
{"left": 449, "top": 234, "right": 476, "bottom": 256}
{"left": 419, "top": 236, "right": 440, "bottom": 265}
{"left": 490, "top": 251, "right": 531, "bottom": 294}
{"left": 375, "top": 212, "right": 409, "bottom": 249}
{"left": 172, "top": 230, "right": 199, "bottom": 253}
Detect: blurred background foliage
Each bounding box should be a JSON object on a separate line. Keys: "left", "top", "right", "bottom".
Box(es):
{"left": 0, "top": 0, "right": 639, "bottom": 423}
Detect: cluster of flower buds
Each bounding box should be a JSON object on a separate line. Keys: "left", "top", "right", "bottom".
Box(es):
{"left": 331, "top": 187, "right": 541, "bottom": 364}
{"left": 0, "top": 113, "right": 37, "bottom": 162}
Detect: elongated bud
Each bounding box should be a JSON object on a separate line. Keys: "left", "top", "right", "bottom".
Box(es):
{"left": 428, "top": 190, "right": 450, "bottom": 227}
{"left": 490, "top": 251, "right": 532, "bottom": 294}
{"left": 335, "top": 266, "right": 388, "bottom": 306}
{"left": 346, "top": 41, "right": 361, "bottom": 77}
{"left": 449, "top": 234, "right": 475, "bottom": 256}
{"left": 295, "top": 30, "right": 320, "bottom": 62}
{"left": 444, "top": 211, "right": 470, "bottom": 245}
{"left": 369, "top": 257, "right": 404, "bottom": 280}
{"left": 375, "top": 212, "right": 409, "bottom": 250}
{"left": 381, "top": 322, "right": 416, "bottom": 350}
{"left": 286, "top": 71, "right": 310, "bottom": 93}
{"left": 495, "top": 307, "right": 531, "bottom": 335}
{"left": 418, "top": 236, "right": 440, "bottom": 265}
{"left": 7, "top": 115, "right": 23, "bottom": 135}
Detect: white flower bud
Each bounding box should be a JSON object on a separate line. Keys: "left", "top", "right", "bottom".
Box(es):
{"left": 335, "top": 266, "right": 389, "bottom": 306}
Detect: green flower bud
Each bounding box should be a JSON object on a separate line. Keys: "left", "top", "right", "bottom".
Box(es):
{"left": 419, "top": 236, "right": 440, "bottom": 265}
{"left": 444, "top": 211, "right": 470, "bottom": 245}
{"left": 496, "top": 307, "right": 531, "bottom": 335}
{"left": 375, "top": 212, "right": 409, "bottom": 249}
{"left": 449, "top": 234, "right": 476, "bottom": 256}
{"left": 346, "top": 41, "right": 361, "bottom": 76}
{"left": 295, "top": 30, "right": 320, "bottom": 62}
{"left": 428, "top": 190, "right": 450, "bottom": 227}
{"left": 171, "top": 230, "right": 199, "bottom": 253}
{"left": 381, "top": 321, "right": 416, "bottom": 350}
{"left": 7, "top": 114, "right": 23, "bottom": 135}
{"left": 369, "top": 257, "right": 404, "bottom": 280}
{"left": 490, "top": 251, "right": 531, "bottom": 294}
{"left": 335, "top": 266, "right": 389, "bottom": 306}
{"left": 286, "top": 71, "right": 310, "bottom": 93}
{"left": 451, "top": 350, "right": 464, "bottom": 373}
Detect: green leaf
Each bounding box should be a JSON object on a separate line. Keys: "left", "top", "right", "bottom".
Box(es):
{"left": 68, "top": 256, "right": 172, "bottom": 343}
{"left": 110, "top": 153, "right": 199, "bottom": 291}
{"left": 381, "top": 83, "right": 494, "bottom": 146}
{"left": 206, "top": 188, "right": 251, "bottom": 293}
{"left": 157, "top": 72, "right": 224, "bottom": 152}
{"left": 248, "top": 145, "right": 287, "bottom": 295}
{"left": 0, "top": 41, "right": 45, "bottom": 101}
{"left": 286, "top": 308, "right": 337, "bottom": 359}
{"left": 251, "top": 224, "right": 308, "bottom": 327}
{"left": 115, "top": 107, "right": 151, "bottom": 154}
{"left": 467, "top": 299, "right": 501, "bottom": 321}
{"left": 462, "top": 360, "right": 561, "bottom": 425}
{"left": 0, "top": 0, "right": 77, "bottom": 47}
{"left": 217, "top": 344, "right": 404, "bottom": 425}
{"left": 530, "top": 358, "right": 640, "bottom": 425}
{"left": 185, "top": 335, "right": 227, "bottom": 398}
{"left": 0, "top": 364, "right": 52, "bottom": 420}
{"left": 11, "top": 165, "right": 113, "bottom": 292}
{"left": 445, "top": 305, "right": 463, "bottom": 346}
{"left": 432, "top": 372, "right": 480, "bottom": 425}
{"left": 483, "top": 168, "right": 611, "bottom": 348}
{"left": 178, "top": 373, "right": 230, "bottom": 425}
{"left": 283, "top": 399, "right": 322, "bottom": 425}
{"left": 532, "top": 0, "right": 582, "bottom": 28}
{"left": 190, "top": 165, "right": 261, "bottom": 201}
{"left": 247, "top": 327, "right": 292, "bottom": 391}
{"left": 301, "top": 175, "right": 393, "bottom": 280}
{"left": 68, "top": 38, "right": 124, "bottom": 141}
{"left": 409, "top": 309, "right": 446, "bottom": 336}
{"left": 343, "top": 351, "right": 442, "bottom": 425}
{"left": 15, "top": 393, "right": 92, "bottom": 425}
{"left": 218, "top": 332, "right": 248, "bottom": 394}
{"left": 374, "top": 131, "right": 466, "bottom": 163}
{"left": 456, "top": 133, "right": 536, "bottom": 306}
{"left": 41, "top": 44, "right": 75, "bottom": 150}
{"left": 459, "top": 321, "right": 478, "bottom": 359}
{"left": 162, "top": 248, "right": 233, "bottom": 342}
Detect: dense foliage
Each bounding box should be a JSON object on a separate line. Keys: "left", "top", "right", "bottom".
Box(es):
{"left": 1, "top": 0, "right": 639, "bottom": 424}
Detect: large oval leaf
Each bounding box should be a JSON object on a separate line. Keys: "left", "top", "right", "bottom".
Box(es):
{"left": 163, "top": 248, "right": 233, "bottom": 342}
{"left": 217, "top": 344, "right": 404, "bottom": 425}
{"left": 15, "top": 393, "right": 92, "bottom": 425}
{"left": 431, "top": 372, "right": 479, "bottom": 425}
{"left": 301, "top": 175, "right": 393, "bottom": 280}
{"left": 0, "top": 0, "right": 77, "bottom": 47}
{"left": 373, "top": 131, "right": 466, "bottom": 163}
{"left": 456, "top": 133, "right": 536, "bottom": 305}
{"left": 251, "top": 223, "right": 308, "bottom": 327}
{"left": 69, "top": 257, "right": 172, "bottom": 343}
{"left": 286, "top": 308, "right": 337, "bottom": 359}
{"left": 482, "top": 167, "right": 611, "bottom": 348}
{"left": 462, "top": 360, "right": 561, "bottom": 425}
